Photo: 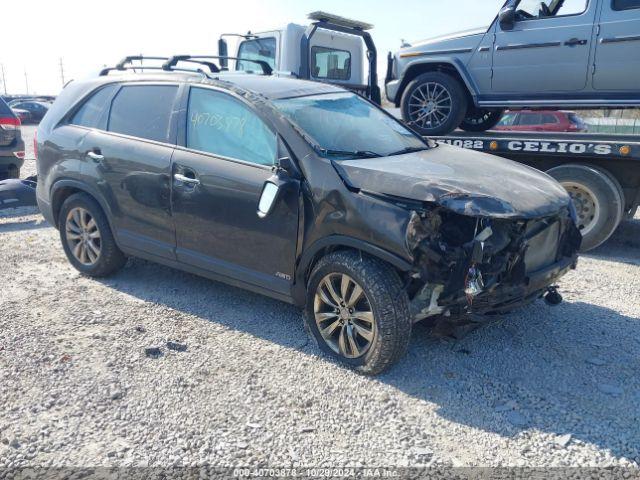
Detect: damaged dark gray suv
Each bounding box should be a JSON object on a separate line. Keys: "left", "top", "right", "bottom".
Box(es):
{"left": 36, "top": 63, "right": 581, "bottom": 374}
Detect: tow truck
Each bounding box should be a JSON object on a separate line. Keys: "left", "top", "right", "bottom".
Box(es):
{"left": 4, "top": 12, "right": 639, "bottom": 255}
{"left": 432, "top": 130, "right": 640, "bottom": 251}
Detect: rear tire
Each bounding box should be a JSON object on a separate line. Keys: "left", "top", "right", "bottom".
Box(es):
{"left": 400, "top": 72, "right": 468, "bottom": 136}
{"left": 58, "top": 193, "right": 126, "bottom": 277}
{"left": 303, "top": 251, "right": 412, "bottom": 376}
{"left": 459, "top": 108, "right": 505, "bottom": 132}
{"left": 547, "top": 164, "right": 623, "bottom": 252}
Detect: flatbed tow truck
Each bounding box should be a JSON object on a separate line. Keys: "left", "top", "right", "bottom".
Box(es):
{"left": 431, "top": 131, "right": 640, "bottom": 251}
{"left": 3, "top": 11, "right": 638, "bottom": 254}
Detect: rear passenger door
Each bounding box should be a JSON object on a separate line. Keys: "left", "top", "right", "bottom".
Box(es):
{"left": 79, "top": 83, "right": 181, "bottom": 260}
{"left": 593, "top": 0, "right": 640, "bottom": 90}
{"left": 170, "top": 86, "right": 300, "bottom": 296}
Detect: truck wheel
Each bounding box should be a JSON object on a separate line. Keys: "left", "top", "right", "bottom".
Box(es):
{"left": 459, "top": 108, "right": 505, "bottom": 132}
{"left": 547, "top": 164, "right": 623, "bottom": 252}
{"left": 304, "top": 251, "right": 412, "bottom": 376}
{"left": 58, "top": 193, "right": 127, "bottom": 277}
{"left": 400, "top": 72, "right": 468, "bottom": 136}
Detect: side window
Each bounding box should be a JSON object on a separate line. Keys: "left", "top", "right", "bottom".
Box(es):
{"left": 518, "top": 113, "right": 542, "bottom": 125}
{"left": 613, "top": 0, "right": 640, "bottom": 10}
{"left": 186, "top": 88, "right": 276, "bottom": 166}
{"left": 516, "top": 0, "right": 588, "bottom": 19}
{"left": 497, "top": 112, "right": 518, "bottom": 126}
{"left": 311, "top": 47, "right": 351, "bottom": 80}
{"left": 541, "top": 114, "right": 559, "bottom": 124}
{"left": 70, "top": 85, "right": 118, "bottom": 129}
{"left": 237, "top": 37, "right": 276, "bottom": 71}
{"left": 108, "top": 85, "right": 178, "bottom": 143}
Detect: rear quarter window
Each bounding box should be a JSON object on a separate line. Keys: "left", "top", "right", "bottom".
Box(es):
{"left": 311, "top": 46, "right": 352, "bottom": 81}
{"left": 70, "top": 84, "right": 119, "bottom": 129}
{"left": 107, "top": 85, "right": 178, "bottom": 143}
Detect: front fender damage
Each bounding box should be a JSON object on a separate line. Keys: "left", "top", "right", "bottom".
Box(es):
{"left": 405, "top": 205, "right": 581, "bottom": 322}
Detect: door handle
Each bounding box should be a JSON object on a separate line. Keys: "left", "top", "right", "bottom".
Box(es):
{"left": 565, "top": 38, "right": 587, "bottom": 47}
{"left": 86, "top": 150, "right": 104, "bottom": 162}
{"left": 174, "top": 173, "right": 200, "bottom": 186}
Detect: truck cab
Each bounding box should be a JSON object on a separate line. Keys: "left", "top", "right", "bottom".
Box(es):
{"left": 218, "top": 11, "right": 381, "bottom": 104}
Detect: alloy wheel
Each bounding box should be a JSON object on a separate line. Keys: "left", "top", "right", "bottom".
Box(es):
{"left": 314, "top": 273, "right": 376, "bottom": 359}
{"left": 65, "top": 207, "right": 102, "bottom": 266}
{"left": 408, "top": 82, "right": 453, "bottom": 130}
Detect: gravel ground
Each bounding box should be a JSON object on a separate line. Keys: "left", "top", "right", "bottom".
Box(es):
{"left": 1, "top": 126, "right": 639, "bottom": 470}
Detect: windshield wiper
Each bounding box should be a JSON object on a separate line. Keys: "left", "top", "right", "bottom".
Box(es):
{"left": 315, "top": 147, "right": 383, "bottom": 159}
{"left": 387, "top": 146, "right": 429, "bottom": 156}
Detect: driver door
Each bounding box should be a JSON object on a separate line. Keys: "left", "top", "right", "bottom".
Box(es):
{"left": 170, "top": 86, "right": 300, "bottom": 297}
{"left": 492, "top": 0, "right": 596, "bottom": 93}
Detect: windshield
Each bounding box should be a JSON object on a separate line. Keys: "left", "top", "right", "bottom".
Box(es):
{"left": 237, "top": 37, "right": 276, "bottom": 72}
{"left": 273, "top": 93, "right": 427, "bottom": 159}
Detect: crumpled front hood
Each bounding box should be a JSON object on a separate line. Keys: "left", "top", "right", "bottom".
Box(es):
{"left": 334, "top": 144, "right": 571, "bottom": 219}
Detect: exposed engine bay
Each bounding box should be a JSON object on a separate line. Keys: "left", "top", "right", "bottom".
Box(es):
{"left": 405, "top": 205, "right": 582, "bottom": 322}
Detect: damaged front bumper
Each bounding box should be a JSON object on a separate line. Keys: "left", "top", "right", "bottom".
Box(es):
{"left": 406, "top": 205, "right": 581, "bottom": 321}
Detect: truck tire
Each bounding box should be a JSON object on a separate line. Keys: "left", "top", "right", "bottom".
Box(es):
{"left": 400, "top": 72, "right": 468, "bottom": 136}
{"left": 459, "top": 108, "right": 505, "bottom": 132}
{"left": 547, "top": 164, "right": 623, "bottom": 252}
{"left": 303, "top": 250, "right": 412, "bottom": 376}
{"left": 589, "top": 165, "right": 626, "bottom": 218}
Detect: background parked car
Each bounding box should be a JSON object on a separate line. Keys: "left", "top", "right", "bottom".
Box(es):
{"left": 11, "top": 108, "right": 32, "bottom": 124}
{"left": 0, "top": 97, "right": 25, "bottom": 179}
{"left": 8, "top": 100, "right": 49, "bottom": 123}
{"left": 493, "top": 110, "right": 588, "bottom": 133}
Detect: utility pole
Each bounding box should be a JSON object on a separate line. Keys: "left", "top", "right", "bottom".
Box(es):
{"left": 59, "top": 57, "right": 66, "bottom": 87}
{"left": 0, "top": 64, "right": 6, "bottom": 95}
{"left": 24, "top": 69, "right": 29, "bottom": 95}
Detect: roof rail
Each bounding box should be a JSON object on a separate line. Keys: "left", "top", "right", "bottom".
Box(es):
{"left": 98, "top": 54, "right": 273, "bottom": 78}
{"left": 163, "top": 55, "right": 273, "bottom": 76}
{"left": 99, "top": 56, "right": 171, "bottom": 76}
{"left": 100, "top": 65, "right": 210, "bottom": 80}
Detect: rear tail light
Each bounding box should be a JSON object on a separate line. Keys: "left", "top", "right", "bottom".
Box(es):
{"left": 14, "top": 151, "right": 25, "bottom": 159}
{"left": 34, "top": 131, "right": 38, "bottom": 160}
{"left": 0, "top": 115, "right": 21, "bottom": 130}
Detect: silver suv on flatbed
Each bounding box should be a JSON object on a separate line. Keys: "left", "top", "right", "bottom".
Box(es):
{"left": 386, "top": 0, "right": 640, "bottom": 135}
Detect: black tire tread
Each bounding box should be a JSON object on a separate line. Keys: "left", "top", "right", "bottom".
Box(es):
{"left": 58, "top": 193, "right": 126, "bottom": 277}
{"left": 459, "top": 108, "right": 505, "bottom": 133}
{"left": 304, "top": 250, "right": 412, "bottom": 375}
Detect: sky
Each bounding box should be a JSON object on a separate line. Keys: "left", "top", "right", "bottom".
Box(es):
{"left": 1, "top": 0, "right": 504, "bottom": 95}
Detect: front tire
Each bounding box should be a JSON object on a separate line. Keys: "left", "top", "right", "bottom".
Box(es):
{"left": 459, "top": 108, "right": 505, "bottom": 132}
{"left": 400, "top": 72, "right": 468, "bottom": 136}
{"left": 58, "top": 193, "right": 126, "bottom": 277}
{"left": 304, "top": 251, "right": 412, "bottom": 375}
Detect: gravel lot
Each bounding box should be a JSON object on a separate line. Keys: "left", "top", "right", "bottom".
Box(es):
{"left": 1, "top": 126, "right": 639, "bottom": 470}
